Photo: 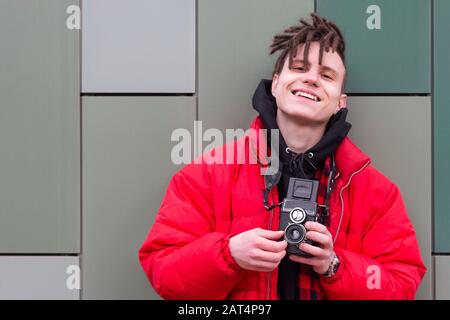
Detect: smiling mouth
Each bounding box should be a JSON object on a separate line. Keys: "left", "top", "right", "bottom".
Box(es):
{"left": 290, "top": 89, "right": 321, "bottom": 102}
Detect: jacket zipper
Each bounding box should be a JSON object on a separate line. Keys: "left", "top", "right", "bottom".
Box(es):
{"left": 334, "top": 160, "right": 370, "bottom": 244}
{"left": 266, "top": 190, "right": 275, "bottom": 300}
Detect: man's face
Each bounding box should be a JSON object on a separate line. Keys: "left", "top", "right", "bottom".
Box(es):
{"left": 271, "top": 41, "right": 347, "bottom": 125}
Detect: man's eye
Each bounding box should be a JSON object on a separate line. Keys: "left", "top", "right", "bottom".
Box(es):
{"left": 293, "top": 66, "right": 306, "bottom": 71}
{"left": 322, "top": 74, "right": 333, "bottom": 80}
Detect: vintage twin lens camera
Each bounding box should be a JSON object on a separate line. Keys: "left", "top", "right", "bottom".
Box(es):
{"left": 279, "top": 178, "right": 320, "bottom": 256}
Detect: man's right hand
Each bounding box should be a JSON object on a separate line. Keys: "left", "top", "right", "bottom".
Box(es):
{"left": 229, "top": 228, "right": 287, "bottom": 272}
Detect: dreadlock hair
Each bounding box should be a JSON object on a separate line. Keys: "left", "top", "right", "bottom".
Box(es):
{"left": 270, "top": 13, "right": 346, "bottom": 83}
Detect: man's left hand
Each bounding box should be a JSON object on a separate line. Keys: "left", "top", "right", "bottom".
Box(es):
{"left": 289, "top": 221, "right": 335, "bottom": 275}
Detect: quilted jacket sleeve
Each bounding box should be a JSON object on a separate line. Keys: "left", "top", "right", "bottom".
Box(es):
{"left": 138, "top": 162, "right": 244, "bottom": 300}
{"left": 321, "top": 180, "right": 426, "bottom": 299}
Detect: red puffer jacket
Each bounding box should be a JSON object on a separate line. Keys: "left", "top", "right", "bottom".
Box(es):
{"left": 139, "top": 117, "right": 426, "bottom": 300}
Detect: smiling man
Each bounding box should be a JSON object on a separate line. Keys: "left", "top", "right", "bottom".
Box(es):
{"left": 139, "top": 13, "right": 426, "bottom": 300}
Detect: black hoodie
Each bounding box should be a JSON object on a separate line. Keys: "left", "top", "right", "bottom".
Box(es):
{"left": 252, "top": 79, "right": 351, "bottom": 300}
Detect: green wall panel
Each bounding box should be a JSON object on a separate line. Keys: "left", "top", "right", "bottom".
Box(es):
{"left": 0, "top": 0, "right": 80, "bottom": 253}
{"left": 198, "top": 0, "right": 314, "bottom": 133}
{"left": 317, "top": 0, "right": 430, "bottom": 94}
{"left": 434, "top": 0, "right": 450, "bottom": 253}
{"left": 82, "top": 97, "right": 195, "bottom": 299}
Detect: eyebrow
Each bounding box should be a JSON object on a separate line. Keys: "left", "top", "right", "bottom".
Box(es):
{"left": 292, "top": 59, "right": 340, "bottom": 78}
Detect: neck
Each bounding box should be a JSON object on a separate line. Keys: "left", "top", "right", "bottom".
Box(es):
{"left": 276, "top": 110, "right": 326, "bottom": 154}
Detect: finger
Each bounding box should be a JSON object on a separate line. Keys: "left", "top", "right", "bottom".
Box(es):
{"left": 288, "top": 254, "right": 321, "bottom": 267}
{"left": 306, "top": 231, "right": 332, "bottom": 248}
{"left": 257, "top": 238, "right": 287, "bottom": 252}
{"left": 299, "top": 242, "right": 324, "bottom": 257}
{"left": 255, "top": 228, "right": 285, "bottom": 240}
{"left": 305, "top": 222, "right": 330, "bottom": 235}
{"left": 254, "top": 248, "right": 286, "bottom": 263}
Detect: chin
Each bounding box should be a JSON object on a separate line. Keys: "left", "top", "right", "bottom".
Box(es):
{"left": 282, "top": 106, "right": 314, "bottom": 119}
{"left": 286, "top": 111, "right": 327, "bottom": 125}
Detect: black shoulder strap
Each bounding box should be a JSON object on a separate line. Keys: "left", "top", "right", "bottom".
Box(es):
{"left": 263, "top": 164, "right": 283, "bottom": 210}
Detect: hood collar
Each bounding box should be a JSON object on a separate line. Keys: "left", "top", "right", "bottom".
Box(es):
{"left": 248, "top": 117, "right": 370, "bottom": 181}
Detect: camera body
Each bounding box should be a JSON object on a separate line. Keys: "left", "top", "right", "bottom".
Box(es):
{"left": 279, "top": 178, "right": 319, "bottom": 256}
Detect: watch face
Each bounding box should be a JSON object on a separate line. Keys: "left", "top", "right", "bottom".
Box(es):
{"left": 325, "top": 254, "right": 340, "bottom": 277}
{"left": 331, "top": 256, "right": 340, "bottom": 274}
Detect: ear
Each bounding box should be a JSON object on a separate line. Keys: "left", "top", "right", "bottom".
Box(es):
{"left": 335, "top": 93, "right": 347, "bottom": 113}
{"left": 271, "top": 74, "right": 279, "bottom": 97}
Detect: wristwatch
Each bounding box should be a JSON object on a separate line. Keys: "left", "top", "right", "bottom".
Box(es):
{"left": 322, "top": 252, "right": 340, "bottom": 278}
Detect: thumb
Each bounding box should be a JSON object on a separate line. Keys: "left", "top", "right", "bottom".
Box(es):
{"left": 255, "top": 228, "right": 285, "bottom": 240}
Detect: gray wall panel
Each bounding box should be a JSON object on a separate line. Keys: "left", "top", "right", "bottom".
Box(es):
{"left": 0, "top": 256, "right": 80, "bottom": 300}
{"left": 435, "top": 256, "right": 450, "bottom": 299}
{"left": 347, "top": 97, "right": 432, "bottom": 299}
{"left": 82, "top": 0, "right": 195, "bottom": 93}
{"left": 82, "top": 96, "right": 195, "bottom": 299}
{"left": 0, "top": 0, "right": 80, "bottom": 253}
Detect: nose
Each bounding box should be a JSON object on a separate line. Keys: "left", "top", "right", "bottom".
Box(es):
{"left": 302, "top": 68, "right": 319, "bottom": 87}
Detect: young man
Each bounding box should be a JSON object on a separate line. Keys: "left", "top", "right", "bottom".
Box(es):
{"left": 139, "top": 14, "right": 426, "bottom": 300}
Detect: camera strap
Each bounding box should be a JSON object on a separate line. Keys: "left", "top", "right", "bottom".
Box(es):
{"left": 263, "top": 165, "right": 283, "bottom": 210}
{"left": 318, "top": 153, "right": 338, "bottom": 225}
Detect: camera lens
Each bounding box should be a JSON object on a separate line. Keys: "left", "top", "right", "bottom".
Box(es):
{"left": 290, "top": 208, "right": 306, "bottom": 223}
{"left": 285, "top": 224, "right": 306, "bottom": 244}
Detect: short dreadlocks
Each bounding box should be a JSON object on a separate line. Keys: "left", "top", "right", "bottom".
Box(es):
{"left": 270, "top": 13, "right": 346, "bottom": 80}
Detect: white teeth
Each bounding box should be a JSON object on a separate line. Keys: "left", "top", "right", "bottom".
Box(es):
{"left": 293, "top": 90, "right": 318, "bottom": 101}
